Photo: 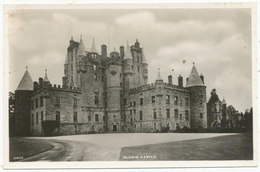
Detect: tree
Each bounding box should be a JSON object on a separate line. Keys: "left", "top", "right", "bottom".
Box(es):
{"left": 9, "top": 92, "right": 15, "bottom": 136}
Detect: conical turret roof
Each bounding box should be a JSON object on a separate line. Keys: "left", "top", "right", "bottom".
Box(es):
{"left": 43, "top": 69, "right": 50, "bottom": 82}
{"left": 77, "top": 35, "right": 86, "bottom": 56}
{"left": 16, "top": 67, "right": 33, "bottom": 91}
{"left": 90, "top": 38, "right": 98, "bottom": 53}
{"left": 124, "top": 42, "right": 132, "bottom": 60}
{"left": 186, "top": 63, "right": 204, "bottom": 87}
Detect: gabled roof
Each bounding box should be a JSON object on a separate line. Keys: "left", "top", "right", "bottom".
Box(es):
{"left": 16, "top": 67, "right": 33, "bottom": 91}
{"left": 124, "top": 42, "right": 132, "bottom": 60}
{"left": 186, "top": 63, "right": 204, "bottom": 87}
{"left": 90, "top": 38, "right": 98, "bottom": 53}
{"left": 77, "top": 35, "right": 86, "bottom": 56}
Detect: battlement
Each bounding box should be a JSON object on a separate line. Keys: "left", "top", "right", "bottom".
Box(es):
{"left": 33, "top": 82, "right": 81, "bottom": 95}
{"left": 129, "top": 83, "right": 156, "bottom": 93}
{"left": 129, "top": 82, "right": 189, "bottom": 93}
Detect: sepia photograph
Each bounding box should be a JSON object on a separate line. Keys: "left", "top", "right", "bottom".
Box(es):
{"left": 3, "top": 2, "right": 257, "bottom": 169}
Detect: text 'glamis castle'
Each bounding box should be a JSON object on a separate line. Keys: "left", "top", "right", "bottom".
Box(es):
{"left": 15, "top": 36, "right": 208, "bottom": 136}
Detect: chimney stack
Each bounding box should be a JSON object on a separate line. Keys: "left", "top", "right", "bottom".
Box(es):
{"left": 200, "top": 74, "right": 204, "bottom": 83}
{"left": 178, "top": 75, "right": 183, "bottom": 87}
{"left": 101, "top": 44, "right": 107, "bottom": 58}
{"left": 168, "top": 75, "right": 172, "bottom": 84}
{"left": 120, "top": 46, "right": 124, "bottom": 59}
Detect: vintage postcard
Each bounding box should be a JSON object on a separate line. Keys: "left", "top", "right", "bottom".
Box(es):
{"left": 2, "top": 2, "right": 258, "bottom": 169}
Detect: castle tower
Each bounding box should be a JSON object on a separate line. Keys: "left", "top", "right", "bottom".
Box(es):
{"left": 105, "top": 49, "right": 123, "bottom": 131}
{"left": 142, "top": 48, "right": 148, "bottom": 84}
{"left": 155, "top": 68, "right": 164, "bottom": 131}
{"left": 186, "top": 63, "right": 207, "bottom": 128}
{"left": 130, "top": 39, "right": 147, "bottom": 86}
{"left": 43, "top": 69, "right": 50, "bottom": 88}
{"left": 14, "top": 67, "right": 33, "bottom": 136}
{"left": 123, "top": 42, "right": 134, "bottom": 90}
{"left": 221, "top": 97, "right": 227, "bottom": 128}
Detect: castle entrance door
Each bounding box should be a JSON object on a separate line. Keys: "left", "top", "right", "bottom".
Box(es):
{"left": 113, "top": 125, "right": 117, "bottom": 131}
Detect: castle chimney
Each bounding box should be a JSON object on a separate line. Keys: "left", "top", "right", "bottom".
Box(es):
{"left": 101, "top": 44, "right": 107, "bottom": 58}
{"left": 200, "top": 74, "right": 204, "bottom": 84}
{"left": 62, "top": 76, "right": 68, "bottom": 88}
{"left": 120, "top": 46, "right": 124, "bottom": 59}
{"left": 168, "top": 75, "right": 172, "bottom": 84}
{"left": 33, "top": 82, "right": 39, "bottom": 91}
{"left": 178, "top": 75, "right": 183, "bottom": 87}
{"left": 39, "top": 77, "right": 43, "bottom": 88}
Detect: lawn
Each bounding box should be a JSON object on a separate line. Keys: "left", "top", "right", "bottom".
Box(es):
{"left": 9, "top": 137, "right": 53, "bottom": 162}
{"left": 119, "top": 133, "right": 253, "bottom": 160}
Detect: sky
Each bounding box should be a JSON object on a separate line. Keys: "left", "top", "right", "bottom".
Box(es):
{"left": 8, "top": 8, "right": 252, "bottom": 112}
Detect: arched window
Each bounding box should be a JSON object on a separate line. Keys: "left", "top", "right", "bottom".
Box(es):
{"left": 94, "top": 92, "right": 99, "bottom": 105}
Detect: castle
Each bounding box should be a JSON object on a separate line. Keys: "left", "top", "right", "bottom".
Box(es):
{"left": 14, "top": 36, "right": 208, "bottom": 136}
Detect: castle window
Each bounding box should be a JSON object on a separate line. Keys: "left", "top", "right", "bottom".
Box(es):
{"left": 140, "top": 123, "right": 142, "bottom": 130}
{"left": 35, "top": 98, "right": 38, "bottom": 108}
{"left": 120, "top": 82, "right": 122, "bottom": 87}
{"left": 95, "top": 114, "right": 99, "bottom": 122}
{"left": 138, "top": 66, "right": 140, "bottom": 72}
{"left": 174, "top": 109, "right": 179, "bottom": 119}
{"left": 134, "top": 109, "right": 136, "bottom": 114}
{"left": 140, "top": 98, "right": 143, "bottom": 105}
{"left": 140, "top": 111, "right": 143, "bottom": 121}
{"left": 120, "top": 73, "right": 122, "bottom": 78}
{"left": 73, "top": 112, "right": 78, "bottom": 122}
{"left": 131, "top": 118, "right": 133, "bottom": 123}
{"left": 180, "top": 99, "right": 183, "bottom": 106}
{"left": 92, "top": 125, "right": 94, "bottom": 130}
{"left": 93, "top": 64, "right": 97, "bottom": 71}
{"left": 133, "top": 102, "right": 136, "bottom": 106}
{"left": 36, "top": 112, "right": 38, "bottom": 125}
{"left": 71, "top": 76, "right": 73, "bottom": 83}
{"left": 200, "top": 100, "right": 202, "bottom": 105}
{"left": 166, "top": 109, "right": 170, "bottom": 119}
{"left": 180, "top": 114, "right": 182, "bottom": 120}
{"left": 130, "top": 110, "right": 132, "bottom": 115}
{"left": 41, "top": 111, "right": 44, "bottom": 121}
{"left": 55, "top": 97, "right": 60, "bottom": 107}
{"left": 88, "top": 115, "right": 91, "bottom": 122}
{"left": 94, "top": 92, "right": 99, "bottom": 105}
{"left": 131, "top": 65, "right": 133, "bottom": 70}
{"left": 153, "top": 109, "right": 157, "bottom": 119}
{"left": 102, "top": 75, "right": 105, "bottom": 81}
{"left": 154, "top": 123, "right": 156, "bottom": 130}
{"left": 73, "top": 98, "right": 77, "bottom": 107}
{"left": 40, "top": 96, "right": 43, "bottom": 107}
{"left": 166, "top": 95, "right": 170, "bottom": 104}
{"left": 185, "top": 97, "right": 189, "bottom": 106}
{"left": 84, "top": 62, "right": 86, "bottom": 67}
{"left": 174, "top": 96, "right": 178, "bottom": 105}
{"left": 56, "top": 111, "right": 60, "bottom": 121}
{"left": 185, "top": 111, "right": 189, "bottom": 121}
{"left": 94, "top": 73, "right": 98, "bottom": 80}
{"left": 103, "top": 115, "right": 106, "bottom": 122}
{"left": 124, "top": 99, "right": 127, "bottom": 105}
{"left": 31, "top": 100, "right": 34, "bottom": 110}
{"left": 200, "top": 113, "right": 203, "bottom": 118}
{"left": 200, "top": 90, "right": 203, "bottom": 98}
{"left": 31, "top": 114, "right": 34, "bottom": 126}
{"left": 151, "top": 96, "right": 155, "bottom": 103}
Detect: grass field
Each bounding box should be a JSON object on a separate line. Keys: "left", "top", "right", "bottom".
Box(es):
{"left": 9, "top": 137, "right": 53, "bottom": 162}
{"left": 119, "top": 133, "right": 253, "bottom": 160}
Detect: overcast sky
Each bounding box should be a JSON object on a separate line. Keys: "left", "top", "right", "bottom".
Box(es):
{"left": 8, "top": 8, "right": 252, "bottom": 112}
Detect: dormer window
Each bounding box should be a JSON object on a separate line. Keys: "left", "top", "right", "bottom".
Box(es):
{"left": 92, "top": 54, "right": 97, "bottom": 59}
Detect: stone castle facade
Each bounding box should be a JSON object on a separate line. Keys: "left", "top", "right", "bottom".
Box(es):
{"left": 14, "top": 36, "right": 207, "bottom": 136}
